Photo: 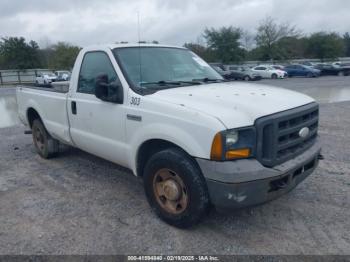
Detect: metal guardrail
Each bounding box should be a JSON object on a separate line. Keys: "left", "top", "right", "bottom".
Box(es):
{"left": 0, "top": 69, "right": 53, "bottom": 85}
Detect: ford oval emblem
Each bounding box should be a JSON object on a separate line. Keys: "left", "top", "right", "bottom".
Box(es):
{"left": 299, "top": 127, "right": 310, "bottom": 138}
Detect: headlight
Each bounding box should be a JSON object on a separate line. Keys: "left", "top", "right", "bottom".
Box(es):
{"left": 226, "top": 130, "right": 239, "bottom": 146}
{"left": 210, "top": 127, "right": 256, "bottom": 161}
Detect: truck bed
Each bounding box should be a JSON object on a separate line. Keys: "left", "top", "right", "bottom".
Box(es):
{"left": 16, "top": 83, "right": 72, "bottom": 145}
{"left": 19, "top": 82, "right": 70, "bottom": 93}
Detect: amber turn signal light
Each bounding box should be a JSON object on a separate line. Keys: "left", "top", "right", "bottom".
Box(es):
{"left": 210, "top": 133, "right": 223, "bottom": 161}
{"left": 225, "top": 148, "right": 250, "bottom": 160}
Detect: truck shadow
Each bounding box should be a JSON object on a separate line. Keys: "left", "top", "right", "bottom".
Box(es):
{"left": 54, "top": 143, "right": 270, "bottom": 228}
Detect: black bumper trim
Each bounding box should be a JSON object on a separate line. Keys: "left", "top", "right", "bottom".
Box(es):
{"left": 206, "top": 155, "right": 319, "bottom": 210}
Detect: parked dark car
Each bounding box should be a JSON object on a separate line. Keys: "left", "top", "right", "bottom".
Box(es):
{"left": 314, "top": 63, "right": 350, "bottom": 76}
{"left": 284, "top": 64, "right": 320, "bottom": 77}
{"left": 210, "top": 64, "right": 233, "bottom": 80}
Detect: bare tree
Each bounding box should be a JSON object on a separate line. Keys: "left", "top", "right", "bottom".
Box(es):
{"left": 255, "top": 16, "right": 300, "bottom": 60}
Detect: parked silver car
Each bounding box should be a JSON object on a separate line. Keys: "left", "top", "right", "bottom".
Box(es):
{"left": 226, "top": 65, "right": 262, "bottom": 81}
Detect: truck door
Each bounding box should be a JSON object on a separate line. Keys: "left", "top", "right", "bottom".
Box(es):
{"left": 67, "top": 50, "right": 128, "bottom": 167}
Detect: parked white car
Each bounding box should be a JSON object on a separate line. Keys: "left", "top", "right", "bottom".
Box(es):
{"left": 55, "top": 71, "right": 71, "bottom": 81}
{"left": 332, "top": 62, "right": 342, "bottom": 68}
{"left": 251, "top": 65, "right": 287, "bottom": 79}
{"left": 35, "top": 73, "right": 57, "bottom": 84}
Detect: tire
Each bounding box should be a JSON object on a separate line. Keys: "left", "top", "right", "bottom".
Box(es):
{"left": 338, "top": 71, "right": 344, "bottom": 76}
{"left": 307, "top": 72, "right": 313, "bottom": 78}
{"left": 244, "top": 75, "right": 250, "bottom": 81}
{"left": 32, "top": 119, "right": 59, "bottom": 159}
{"left": 143, "top": 148, "right": 210, "bottom": 228}
{"left": 271, "top": 74, "right": 277, "bottom": 79}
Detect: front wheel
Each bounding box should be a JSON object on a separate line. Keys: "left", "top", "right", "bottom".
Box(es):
{"left": 338, "top": 71, "right": 344, "bottom": 76}
{"left": 244, "top": 75, "right": 250, "bottom": 81}
{"left": 143, "top": 148, "right": 210, "bottom": 228}
{"left": 32, "top": 119, "right": 59, "bottom": 159}
{"left": 271, "top": 74, "right": 277, "bottom": 79}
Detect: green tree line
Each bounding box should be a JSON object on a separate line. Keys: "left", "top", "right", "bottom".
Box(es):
{"left": 1, "top": 16, "right": 350, "bottom": 70}
{"left": 185, "top": 17, "right": 350, "bottom": 63}
{"left": 0, "top": 37, "right": 81, "bottom": 70}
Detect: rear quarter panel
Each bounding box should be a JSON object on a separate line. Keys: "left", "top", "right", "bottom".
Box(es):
{"left": 16, "top": 86, "right": 72, "bottom": 144}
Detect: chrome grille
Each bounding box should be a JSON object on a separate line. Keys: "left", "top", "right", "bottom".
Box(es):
{"left": 255, "top": 103, "right": 319, "bottom": 167}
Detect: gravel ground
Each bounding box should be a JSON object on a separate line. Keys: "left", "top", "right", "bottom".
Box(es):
{"left": 0, "top": 80, "right": 350, "bottom": 255}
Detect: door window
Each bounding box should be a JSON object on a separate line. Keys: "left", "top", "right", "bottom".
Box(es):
{"left": 78, "top": 52, "right": 121, "bottom": 94}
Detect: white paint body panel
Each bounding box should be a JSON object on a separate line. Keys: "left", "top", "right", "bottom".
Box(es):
{"left": 17, "top": 44, "right": 315, "bottom": 175}
{"left": 16, "top": 87, "right": 72, "bottom": 144}
{"left": 150, "top": 83, "right": 314, "bottom": 129}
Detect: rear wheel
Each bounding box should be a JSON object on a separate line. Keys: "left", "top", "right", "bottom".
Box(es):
{"left": 338, "top": 71, "right": 344, "bottom": 76}
{"left": 244, "top": 75, "right": 250, "bottom": 81}
{"left": 143, "top": 148, "right": 210, "bottom": 228}
{"left": 32, "top": 119, "right": 59, "bottom": 159}
{"left": 307, "top": 72, "right": 313, "bottom": 78}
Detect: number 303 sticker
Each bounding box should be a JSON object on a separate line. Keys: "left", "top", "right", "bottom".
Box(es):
{"left": 130, "top": 97, "right": 141, "bottom": 106}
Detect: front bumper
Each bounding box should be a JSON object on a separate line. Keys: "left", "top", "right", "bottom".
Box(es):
{"left": 196, "top": 140, "right": 321, "bottom": 210}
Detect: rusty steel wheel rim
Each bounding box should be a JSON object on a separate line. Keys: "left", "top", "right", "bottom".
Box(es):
{"left": 153, "top": 168, "right": 189, "bottom": 215}
{"left": 33, "top": 126, "right": 45, "bottom": 153}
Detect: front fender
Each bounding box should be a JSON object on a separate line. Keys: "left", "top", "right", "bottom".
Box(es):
{"left": 127, "top": 122, "right": 216, "bottom": 174}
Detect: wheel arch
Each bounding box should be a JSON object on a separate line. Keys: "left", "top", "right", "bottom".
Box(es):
{"left": 135, "top": 139, "right": 197, "bottom": 177}
{"left": 27, "top": 107, "right": 43, "bottom": 128}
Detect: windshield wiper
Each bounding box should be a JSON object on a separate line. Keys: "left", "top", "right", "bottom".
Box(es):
{"left": 192, "top": 78, "right": 226, "bottom": 83}
{"left": 140, "top": 80, "right": 202, "bottom": 88}
{"left": 141, "top": 81, "right": 181, "bottom": 86}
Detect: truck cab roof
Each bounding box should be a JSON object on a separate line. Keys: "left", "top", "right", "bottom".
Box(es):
{"left": 82, "top": 43, "right": 186, "bottom": 52}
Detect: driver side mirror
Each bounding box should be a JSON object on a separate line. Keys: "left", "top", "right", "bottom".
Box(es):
{"left": 95, "top": 74, "right": 123, "bottom": 104}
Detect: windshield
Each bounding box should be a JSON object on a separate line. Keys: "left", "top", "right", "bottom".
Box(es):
{"left": 113, "top": 47, "right": 223, "bottom": 90}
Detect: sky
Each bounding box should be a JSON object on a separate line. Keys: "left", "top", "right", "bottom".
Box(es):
{"left": 0, "top": 0, "right": 349, "bottom": 48}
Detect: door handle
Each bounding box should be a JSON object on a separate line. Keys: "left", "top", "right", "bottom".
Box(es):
{"left": 71, "top": 101, "right": 77, "bottom": 115}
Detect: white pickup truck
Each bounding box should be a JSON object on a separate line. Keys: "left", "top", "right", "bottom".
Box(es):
{"left": 17, "top": 44, "right": 321, "bottom": 228}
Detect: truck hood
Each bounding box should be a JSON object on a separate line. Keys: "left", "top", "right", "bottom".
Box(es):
{"left": 150, "top": 82, "right": 314, "bottom": 129}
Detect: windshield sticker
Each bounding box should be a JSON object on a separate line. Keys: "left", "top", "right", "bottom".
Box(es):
{"left": 192, "top": 57, "right": 209, "bottom": 67}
